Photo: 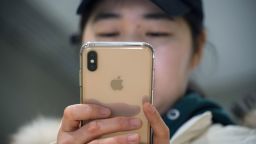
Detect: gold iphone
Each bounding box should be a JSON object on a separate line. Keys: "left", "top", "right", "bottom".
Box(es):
{"left": 80, "top": 42, "right": 154, "bottom": 144}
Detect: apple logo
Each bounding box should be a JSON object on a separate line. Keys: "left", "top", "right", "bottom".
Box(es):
{"left": 111, "top": 76, "right": 123, "bottom": 90}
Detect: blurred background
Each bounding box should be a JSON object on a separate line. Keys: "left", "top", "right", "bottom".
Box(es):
{"left": 0, "top": 0, "right": 256, "bottom": 143}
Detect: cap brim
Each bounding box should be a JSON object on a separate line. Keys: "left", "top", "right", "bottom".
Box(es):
{"left": 77, "top": 0, "right": 191, "bottom": 17}
{"left": 151, "top": 0, "right": 190, "bottom": 17}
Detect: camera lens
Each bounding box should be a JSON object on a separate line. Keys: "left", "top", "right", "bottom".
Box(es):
{"left": 87, "top": 51, "right": 97, "bottom": 71}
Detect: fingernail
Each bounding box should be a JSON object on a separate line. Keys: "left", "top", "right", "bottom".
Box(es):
{"left": 127, "top": 133, "right": 139, "bottom": 143}
{"left": 129, "top": 118, "right": 141, "bottom": 128}
{"left": 100, "top": 108, "right": 110, "bottom": 116}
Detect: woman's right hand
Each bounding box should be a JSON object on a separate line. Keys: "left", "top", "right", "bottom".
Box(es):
{"left": 57, "top": 104, "right": 142, "bottom": 144}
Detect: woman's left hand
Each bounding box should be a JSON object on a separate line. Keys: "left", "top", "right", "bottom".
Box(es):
{"left": 143, "top": 102, "right": 170, "bottom": 144}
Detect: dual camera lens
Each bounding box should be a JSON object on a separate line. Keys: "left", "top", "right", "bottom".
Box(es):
{"left": 87, "top": 51, "right": 97, "bottom": 71}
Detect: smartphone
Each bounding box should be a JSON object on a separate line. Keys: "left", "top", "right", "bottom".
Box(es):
{"left": 80, "top": 42, "right": 154, "bottom": 144}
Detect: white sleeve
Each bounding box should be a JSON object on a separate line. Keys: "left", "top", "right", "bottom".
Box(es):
{"left": 192, "top": 124, "right": 256, "bottom": 144}
{"left": 10, "top": 117, "right": 60, "bottom": 144}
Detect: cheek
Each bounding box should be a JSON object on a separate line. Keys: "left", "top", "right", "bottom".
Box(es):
{"left": 82, "top": 24, "right": 97, "bottom": 41}
{"left": 153, "top": 42, "right": 192, "bottom": 113}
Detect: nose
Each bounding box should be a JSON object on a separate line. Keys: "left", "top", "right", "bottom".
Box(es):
{"left": 121, "top": 34, "right": 145, "bottom": 42}
{"left": 121, "top": 23, "right": 146, "bottom": 42}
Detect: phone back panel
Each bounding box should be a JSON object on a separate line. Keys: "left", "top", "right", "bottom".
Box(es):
{"left": 80, "top": 42, "right": 154, "bottom": 144}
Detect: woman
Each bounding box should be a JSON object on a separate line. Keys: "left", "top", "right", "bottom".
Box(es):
{"left": 11, "top": 0, "right": 256, "bottom": 144}
{"left": 56, "top": 0, "right": 256, "bottom": 143}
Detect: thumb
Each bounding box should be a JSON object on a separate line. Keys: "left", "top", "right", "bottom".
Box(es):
{"left": 143, "top": 102, "right": 170, "bottom": 144}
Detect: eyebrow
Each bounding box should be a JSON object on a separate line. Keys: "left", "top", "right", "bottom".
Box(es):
{"left": 93, "top": 12, "right": 121, "bottom": 23}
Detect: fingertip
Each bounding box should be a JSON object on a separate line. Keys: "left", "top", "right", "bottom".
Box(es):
{"left": 129, "top": 118, "right": 142, "bottom": 129}
{"left": 86, "top": 104, "right": 112, "bottom": 118}
{"left": 127, "top": 133, "right": 140, "bottom": 143}
{"left": 143, "top": 102, "right": 156, "bottom": 114}
{"left": 143, "top": 101, "right": 150, "bottom": 106}
{"left": 143, "top": 104, "right": 170, "bottom": 140}
{"left": 99, "top": 107, "right": 111, "bottom": 116}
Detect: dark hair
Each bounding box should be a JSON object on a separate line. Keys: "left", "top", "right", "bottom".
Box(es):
{"left": 79, "top": 1, "right": 101, "bottom": 36}
{"left": 184, "top": 13, "right": 204, "bottom": 54}
{"left": 71, "top": 1, "right": 101, "bottom": 44}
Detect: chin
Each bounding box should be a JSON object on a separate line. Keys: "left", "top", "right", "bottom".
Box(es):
{"left": 154, "top": 99, "right": 172, "bottom": 115}
{"left": 154, "top": 88, "right": 187, "bottom": 115}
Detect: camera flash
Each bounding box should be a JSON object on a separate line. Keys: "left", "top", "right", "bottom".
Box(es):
{"left": 90, "top": 59, "right": 95, "bottom": 63}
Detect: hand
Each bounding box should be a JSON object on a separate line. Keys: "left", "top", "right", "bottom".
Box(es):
{"left": 57, "top": 104, "right": 142, "bottom": 144}
{"left": 143, "top": 102, "right": 170, "bottom": 144}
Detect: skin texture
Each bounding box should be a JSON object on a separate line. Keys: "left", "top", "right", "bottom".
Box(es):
{"left": 58, "top": 0, "right": 205, "bottom": 143}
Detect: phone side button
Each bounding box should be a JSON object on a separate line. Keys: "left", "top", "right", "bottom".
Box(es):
{"left": 79, "top": 69, "right": 82, "bottom": 87}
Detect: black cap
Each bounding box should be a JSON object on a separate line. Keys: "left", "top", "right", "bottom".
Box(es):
{"left": 77, "top": 0, "right": 203, "bottom": 25}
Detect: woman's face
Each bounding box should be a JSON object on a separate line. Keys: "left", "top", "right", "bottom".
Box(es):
{"left": 82, "top": 0, "right": 203, "bottom": 114}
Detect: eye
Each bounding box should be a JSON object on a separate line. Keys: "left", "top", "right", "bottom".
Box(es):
{"left": 146, "top": 32, "right": 171, "bottom": 37}
{"left": 97, "top": 32, "right": 119, "bottom": 37}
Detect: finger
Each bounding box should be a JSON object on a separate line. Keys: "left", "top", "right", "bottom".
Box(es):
{"left": 143, "top": 102, "right": 170, "bottom": 143}
{"left": 74, "top": 117, "right": 142, "bottom": 143}
{"left": 88, "top": 133, "right": 140, "bottom": 144}
{"left": 61, "top": 104, "right": 111, "bottom": 132}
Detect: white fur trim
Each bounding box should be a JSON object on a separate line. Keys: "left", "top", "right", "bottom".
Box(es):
{"left": 10, "top": 117, "right": 60, "bottom": 144}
